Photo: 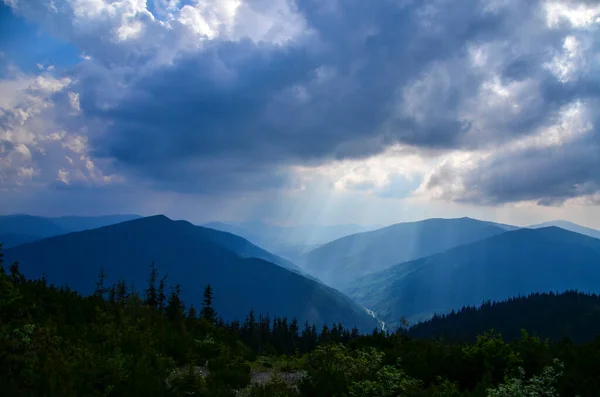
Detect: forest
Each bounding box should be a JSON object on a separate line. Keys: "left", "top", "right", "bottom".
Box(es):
{"left": 1, "top": 246, "right": 600, "bottom": 397}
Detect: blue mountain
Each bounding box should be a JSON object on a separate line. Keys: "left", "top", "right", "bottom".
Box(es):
{"left": 528, "top": 220, "right": 600, "bottom": 240}
{"left": 346, "top": 227, "right": 600, "bottom": 328}
{"left": 3, "top": 215, "right": 376, "bottom": 330}
{"left": 301, "top": 217, "right": 511, "bottom": 287}
{"left": 203, "top": 220, "right": 378, "bottom": 263}
{"left": 0, "top": 214, "right": 141, "bottom": 248}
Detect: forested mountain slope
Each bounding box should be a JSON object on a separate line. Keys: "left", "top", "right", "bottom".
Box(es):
{"left": 347, "top": 227, "right": 600, "bottom": 327}
{"left": 3, "top": 215, "right": 375, "bottom": 330}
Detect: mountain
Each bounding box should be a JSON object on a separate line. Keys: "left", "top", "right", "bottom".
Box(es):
{"left": 528, "top": 220, "right": 600, "bottom": 240}
{"left": 0, "top": 214, "right": 142, "bottom": 248}
{"left": 0, "top": 214, "right": 68, "bottom": 238}
{"left": 183, "top": 222, "right": 302, "bottom": 273}
{"left": 300, "top": 217, "right": 511, "bottom": 287}
{"left": 346, "top": 227, "right": 600, "bottom": 328}
{"left": 407, "top": 290, "right": 600, "bottom": 344}
{"left": 203, "top": 220, "right": 379, "bottom": 262}
{"left": 3, "top": 215, "right": 376, "bottom": 330}
{"left": 50, "top": 214, "right": 142, "bottom": 232}
{"left": 0, "top": 233, "right": 44, "bottom": 249}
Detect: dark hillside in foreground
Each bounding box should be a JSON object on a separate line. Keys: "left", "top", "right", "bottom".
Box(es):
{"left": 347, "top": 226, "right": 600, "bottom": 327}
{"left": 3, "top": 215, "right": 375, "bottom": 330}
{"left": 407, "top": 291, "right": 600, "bottom": 343}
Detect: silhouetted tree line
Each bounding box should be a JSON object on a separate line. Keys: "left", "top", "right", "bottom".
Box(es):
{"left": 2, "top": 243, "right": 600, "bottom": 396}
{"left": 407, "top": 290, "right": 600, "bottom": 343}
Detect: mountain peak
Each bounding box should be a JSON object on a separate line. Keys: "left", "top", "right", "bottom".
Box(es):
{"left": 527, "top": 220, "right": 600, "bottom": 240}
{"left": 3, "top": 217, "right": 376, "bottom": 330}
{"left": 302, "top": 216, "right": 510, "bottom": 288}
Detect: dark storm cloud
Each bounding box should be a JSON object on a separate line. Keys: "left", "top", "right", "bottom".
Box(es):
{"left": 425, "top": 114, "right": 600, "bottom": 205}
{"left": 6, "top": 0, "right": 600, "bottom": 204}
{"left": 76, "top": 0, "right": 585, "bottom": 194}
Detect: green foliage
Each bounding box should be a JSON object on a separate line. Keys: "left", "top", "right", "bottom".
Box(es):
{"left": 247, "top": 374, "right": 301, "bottom": 397}
{"left": 1, "top": 244, "right": 600, "bottom": 397}
{"left": 348, "top": 365, "right": 422, "bottom": 397}
{"left": 299, "top": 344, "right": 384, "bottom": 396}
{"left": 487, "top": 359, "right": 563, "bottom": 397}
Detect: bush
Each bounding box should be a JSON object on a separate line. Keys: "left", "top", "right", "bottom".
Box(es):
{"left": 248, "top": 374, "right": 300, "bottom": 397}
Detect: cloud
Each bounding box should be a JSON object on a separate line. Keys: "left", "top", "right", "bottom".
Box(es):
{"left": 2, "top": 0, "right": 600, "bottom": 207}
{"left": 420, "top": 99, "right": 600, "bottom": 205}
{"left": 0, "top": 68, "right": 121, "bottom": 191}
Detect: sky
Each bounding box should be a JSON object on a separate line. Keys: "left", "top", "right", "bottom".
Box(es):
{"left": 0, "top": 0, "right": 599, "bottom": 228}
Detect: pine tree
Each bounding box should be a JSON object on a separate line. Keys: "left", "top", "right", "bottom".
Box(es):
{"left": 166, "top": 284, "right": 185, "bottom": 323}
{"left": 94, "top": 265, "right": 109, "bottom": 299}
{"left": 188, "top": 305, "right": 197, "bottom": 319}
{"left": 108, "top": 285, "right": 116, "bottom": 304}
{"left": 144, "top": 261, "right": 159, "bottom": 309}
{"left": 290, "top": 317, "right": 299, "bottom": 353}
{"left": 158, "top": 275, "right": 168, "bottom": 313}
{"left": 201, "top": 284, "right": 217, "bottom": 324}
{"left": 9, "top": 262, "right": 25, "bottom": 284}
{"left": 116, "top": 278, "right": 128, "bottom": 302}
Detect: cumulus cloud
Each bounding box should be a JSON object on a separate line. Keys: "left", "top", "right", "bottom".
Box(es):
{"left": 0, "top": 68, "right": 121, "bottom": 191}
{"left": 3, "top": 0, "right": 600, "bottom": 206}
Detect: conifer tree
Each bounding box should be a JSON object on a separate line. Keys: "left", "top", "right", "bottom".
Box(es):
{"left": 188, "top": 305, "right": 197, "bottom": 319}
{"left": 166, "top": 284, "right": 185, "bottom": 323}
{"left": 158, "top": 275, "right": 168, "bottom": 313}
{"left": 94, "top": 265, "right": 108, "bottom": 299}
{"left": 201, "top": 284, "right": 217, "bottom": 324}
{"left": 116, "top": 278, "right": 128, "bottom": 302}
{"left": 144, "top": 261, "right": 159, "bottom": 309}
{"left": 108, "top": 285, "right": 116, "bottom": 304}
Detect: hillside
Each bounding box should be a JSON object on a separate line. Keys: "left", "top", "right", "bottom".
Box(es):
{"left": 3, "top": 215, "right": 375, "bottom": 330}
{"left": 0, "top": 233, "right": 45, "bottom": 249}
{"left": 528, "top": 220, "right": 600, "bottom": 240}
{"left": 346, "top": 227, "right": 600, "bottom": 327}
{"left": 300, "top": 217, "right": 510, "bottom": 287}
{"left": 407, "top": 290, "right": 600, "bottom": 343}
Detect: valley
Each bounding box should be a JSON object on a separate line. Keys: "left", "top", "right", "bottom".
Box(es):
{"left": 3, "top": 212, "right": 600, "bottom": 396}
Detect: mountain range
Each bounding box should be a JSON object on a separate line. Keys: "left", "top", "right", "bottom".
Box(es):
{"left": 527, "top": 220, "right": 600, "bottom": 240}
{"left": 299, "top": 217, "right": 511, "bottom": 287}
{"left": 2, "top": 215, "right": 376, "bottom": 330}
{"left": 0, "top": 214, "right": 141, "bottom": 248}
{"left": 346, "top": 226, "right": 600, "bottom": 327}
{"left": 4, "top": 212, "right": 600, "bottom": 335}
{"left": 203, "top": 221, "right": 379, "bottom": 262}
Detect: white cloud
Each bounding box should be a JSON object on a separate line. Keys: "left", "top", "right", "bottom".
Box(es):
{"left": 0, "top": 69, "right": 121, "bottom": 190}
{"left": 545, "top": 1, "right": 600, "bottom": 29}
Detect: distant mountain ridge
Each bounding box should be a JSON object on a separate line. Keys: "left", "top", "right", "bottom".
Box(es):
{"left": 203, "top": 220, "right": 379, "bottom": 262}
{"left": 347, "top": 226, "right": 600, "bottom": 328}
{"left": 528, "top": 220, "right": 600, "bottom": 240}
{"left": 0, "top": 214, "right": 142, "bottom": 248}
{"left": 3, "top": 215, "right": 376, "bottom": 330}
{"left": 300, "top": 217, "right": 511, "bottom": 287}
